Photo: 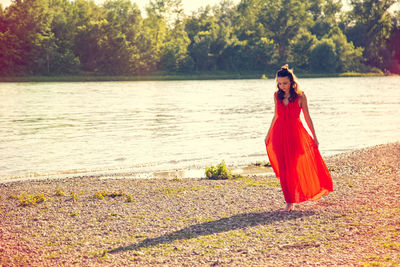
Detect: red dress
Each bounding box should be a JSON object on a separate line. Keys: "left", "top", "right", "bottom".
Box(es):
{"left": 266, "top": 92, "right": 333, "bottom": 203}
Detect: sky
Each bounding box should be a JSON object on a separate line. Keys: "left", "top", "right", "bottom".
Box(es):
{"left": 0, "top": 0, "right": 240, "bottom": 14}
{"left": 1, "top": 0, "right": 398, "bottom": 15}
{"left": 130, "top": 0, "right": 240, "bottom": 14}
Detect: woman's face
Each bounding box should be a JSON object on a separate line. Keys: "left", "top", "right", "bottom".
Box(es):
{"left": 277, "top": 76, "right": 291, "bottom": 93}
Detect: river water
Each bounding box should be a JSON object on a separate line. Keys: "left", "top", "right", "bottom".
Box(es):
{"left": 1, "top": 76, "right": 399, "bottom": 182}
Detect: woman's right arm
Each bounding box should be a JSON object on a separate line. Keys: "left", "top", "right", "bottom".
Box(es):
{"left": 265, "top": 95, "right": 277, "bottom": 143}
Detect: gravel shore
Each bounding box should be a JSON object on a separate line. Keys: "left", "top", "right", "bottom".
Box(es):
{"left": 1, "top": 143, "right": 399, "bottom": 266}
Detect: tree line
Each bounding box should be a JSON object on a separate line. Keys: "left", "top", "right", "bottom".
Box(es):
{"left": 0, "top": 0, "right": 399, "bottom": 76}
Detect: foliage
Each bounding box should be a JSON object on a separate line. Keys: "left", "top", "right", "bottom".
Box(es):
{"left": 310, "top": 39, "right": 337, "bottom": 72}
{"left": 0, "top": 0, "right": 399, "bottom": 75}
{"left": 55, "top": 188, "right": 66, "bottom": 196}
{"left": 205, "top": 161, "right": 233, "bottom": 180}
{"left": 70, "top": 211, "right": 80, "bottom": 217}
{"left": 290, "top": 32, "right": 317, "bottom": 71}
{"left": 70, "top": 192, "right": 78, "bottom": 201}
{"left": 258, "top": 0, "right": 313, "bottom": 63}
{"left": 310, "top": 27, "right": 365, "bottom": 73}
{"left": 10, "top": 193, "right": 49, "bottom": 206}
{"left": 125, "top": 194, "right": 134, "bottom": 202}
{"left": 343, "top": 0, "right": 397, "bottom": 70}
{"left": 338, "top": 72, "right": 384, "bottom": 77}
{"left": 92, "top": 190, "right": 133, "bottom": 202}
{"left": 327, "top": 27, "right": 364, "bottom": 72}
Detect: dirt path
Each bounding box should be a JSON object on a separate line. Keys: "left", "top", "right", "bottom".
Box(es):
{"left": 1, "top": 143, "right": 399, "bottom": 266}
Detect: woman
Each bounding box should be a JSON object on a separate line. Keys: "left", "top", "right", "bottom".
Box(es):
{"left": 265, "top": 65, "right": 333, "bottom": 211}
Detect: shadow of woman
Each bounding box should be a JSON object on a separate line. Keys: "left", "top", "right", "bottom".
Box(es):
{"left": 109, "top": 209, "right": 315, "bottom": 254}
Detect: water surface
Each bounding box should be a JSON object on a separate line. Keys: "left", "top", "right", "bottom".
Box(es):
{"left": 1, "top": 76, "right": 399, "bottom": 181}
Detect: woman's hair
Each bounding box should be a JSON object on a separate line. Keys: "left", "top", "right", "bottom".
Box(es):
{"left": 276, "top": 64, "right": 301, "bottom": 102}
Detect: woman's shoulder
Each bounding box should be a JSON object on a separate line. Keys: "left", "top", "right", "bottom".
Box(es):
{"left": 297, "top": 90, "right": 306, "bottom": 100}
{"left": 297, "top": 90, "right": 306, "bottom": 105}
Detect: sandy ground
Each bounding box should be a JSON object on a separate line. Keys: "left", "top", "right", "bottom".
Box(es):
{"left": 0, "top": 142, "right": 399, "bottom": 266}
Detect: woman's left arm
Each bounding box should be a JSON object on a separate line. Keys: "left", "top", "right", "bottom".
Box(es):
{"left": 300, "top": 93, "right": 319, "bottom": 148}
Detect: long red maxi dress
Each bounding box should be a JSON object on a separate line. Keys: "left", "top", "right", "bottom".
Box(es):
{"left": 266, "top": 92, "right": 333, "bottom": 203}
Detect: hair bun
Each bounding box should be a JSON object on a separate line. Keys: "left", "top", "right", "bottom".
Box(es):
{"left": 281, "top": 64, "right": 289, "bottom": 70}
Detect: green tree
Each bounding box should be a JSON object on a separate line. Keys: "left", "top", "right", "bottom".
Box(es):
{"left": 47, "top": 0, "right": 80, "bottom": 74}
{"left": 0, "top": 0, "right": 57, "bottom": 75}
{"left": 189, "top": 31, "right": 212, "bottom": 71}
{"left": 307, "top": 0, "right": 342, "bottom": 39}
{"left": 155, "top": 0, "right": 191, "bottom": 72}
{"left": 160, "top": 22, "right": 191, "bottom": 71}
{"left": 290, "top": 32, "right": 317, "bottom": 71}
{"left": 185, "top": 6, "right": 216, "bottom": 71}
{"left": 143, "top": 0, "right": 187, "bottom": 72}
{"left": 385, "top": 12, "right": 400, "bottom": 73}
{"left": 143, "top": 1, "right": 167, "bottom": 70}
{"left": 344, "top": 0, "right": 397, "bottom": 69}
{"left": 1, "top": 0, "right": 397, "bottom": 76}
{"left": 310, "top": 39, "right": 337, "bottom": 72}
{"left": 0, "top": 5, "right": 21, "bottom": 75}
{"left": 101, "top": 0, "right": 144, "bottom": 74}
{"left": 258, "top": 0, "right": 313, "bottom": 62}
{"left": 327, "top": 27, "right": 364, "bottom": 72}
{"left": 72, "top": 0, "right": 145, "bottom": 74}
{"left": 71, "top": 0, "right": 103, "bottom": 73}
{"left": 310, "top": 27, "right": 364, "bottom": 73}
{"left": 234, "top": 0, "right": 265, "bottom": 43}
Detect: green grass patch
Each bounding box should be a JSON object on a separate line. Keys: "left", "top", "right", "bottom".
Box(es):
{"left": 10, "top": 193, "right": 50, "bottom": 206}
{"left": 55, "top": 188, "right": 66, "bottom": 196}
{"left": 125, "top": 194, "right": 134, "bottom": 202}
{"left": 92, "top": 190, "right": 133, "bottom": 202}
{"left": 89, "top": 249, "right": 109, "bottom": 260}
{"left": 70, "top": 211, "right": 80, "bottom": 217}
{"left": 338, "top": 72, "right": 384, "bottom": 77}
{"left": 236, "top": 177, "right": 280, "bottom": 188}
{"left": 155, "top": 186, "right": 204, "bottom": 198}
{"left": 70, "top": 192, "right": 78, "bottom": 201}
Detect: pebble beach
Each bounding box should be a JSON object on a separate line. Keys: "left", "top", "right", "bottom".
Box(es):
{"left": 1, "top": 143, "right": 399, "bottom": 266}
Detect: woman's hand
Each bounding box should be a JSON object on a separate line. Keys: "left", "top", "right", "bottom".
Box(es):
{"left": 313, "top": 138, "right": 319, "bottom": 148}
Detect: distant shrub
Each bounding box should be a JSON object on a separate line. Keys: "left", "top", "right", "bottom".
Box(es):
{"left": 55, "top": 188, "right": 66, "bottom": 196}
{"left": 93, "top": 191, "right": 107, "bottom": 200}
{"left": 14, "top": 193, "right": 49, "bottom": 206}
{"left": 125, "top": 194, "right": 134, "bottom": 203}
{"left": 310, "top": 39, "right": 337, "bottom": 73}
{"left": 92, "top": 190, "right": 132, "bottom": 202}
{"left": 70, "top": 211, "right": 80, "bottom": 217}
{"left": 70, "top": 192, "right": 78, "bottom": 201}
{"left": 205, "top": 161, "right": 233, "bottom": 180}
{"left": 108, "top": 191, "right": 125, "bottom": 198}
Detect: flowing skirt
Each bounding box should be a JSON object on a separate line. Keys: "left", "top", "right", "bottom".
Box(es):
{"left": 266, "top": 118, "right": 333, "bottom": 203}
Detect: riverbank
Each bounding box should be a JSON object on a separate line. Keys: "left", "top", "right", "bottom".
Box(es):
{"left": 0, "top": 71, "right": 387, "bottom": 82}
{"left": 1, "top": 143, "right": 399, "bottom": 266}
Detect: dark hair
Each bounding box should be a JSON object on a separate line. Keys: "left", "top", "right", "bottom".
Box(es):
{"left": 276, "top": 64, "right": 301, "bottom": 102}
